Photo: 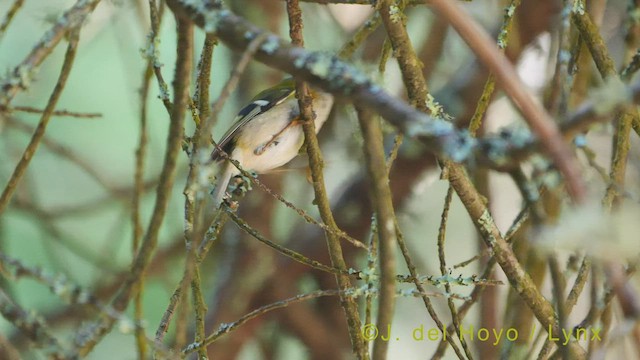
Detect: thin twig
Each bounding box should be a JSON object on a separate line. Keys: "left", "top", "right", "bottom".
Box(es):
{"left": 437, "top": 185, "right": 474, "bottom": 360}
{"left": 0, "top": 27, "right": 82, "bottom": 215}
{"left": 226, "top": 209, "right": 356, "bottom": 276}
{"left": 145, "top": 0, "right": 172, "bottom": 112}
{"left": 7, "top": 106, "right": 101, "bottom": 118}
{"left": 0, "top": 0, "right": 24, "bottom": 42}
{"left": 182, "top": 289, "right": 342, "bottom": 355}
{"left": 285, "top": 1, "right": 367, "bottom": 357}
{"left": 0, "top": 288, "right": 65, "bottom": 359}
{"left": 427, "top": 0, "right": 585, "bottom": 202}
{"left": 131, "top": 10, "right": 157, "bottom": 357}
{"left": 468, "top": 0, "right": 521, "bottom": 136}
{"left": 0, "top": 0, "right": 101, "bottom": 105}
{"left": 338, "top": 12, "right": 382, "bottom": 59}
{"left": 165, "top": 0, "right": 638, "bottom": 178}
{"left": 446, "top": 163, "right": 586, "bottom": 358}
{"left": 205, "top": 32, "right": 269, "bottom": 141}
{"left": 186, "top": 29, "right": 216, "bottom": 360}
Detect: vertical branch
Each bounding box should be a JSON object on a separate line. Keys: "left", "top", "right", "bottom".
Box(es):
{"left": 174, "top": 290, "right": 190, "bottom": 350}
{"left": 185, "top": 31, "right": 214, "bottom": 360}
{"left": 549, "top": 257, "right": 570, "bottom": 360}
{"left": 545, "top": 0, "right": 573, "bottom": 117}
{"left": 446, "top": 164, "right": 586, "bottom": 358}
{"left": 379, "top": 0, "right": 463, "bottom": 358}
{"left": 72, "top": 12, "right": 192, "bottom": 358}
{"left": 156, "top": 32, "right": 268, "bottom": 353}
{"left": 571, "top": 10, "right": 635, "bottom": 209}
{"left": 571, "top": 10, "right": 616, "bottom": 78}
{"left": 428, "top": 0, "right": 586, "bottom": 202}
{"left": 152, "top": 18, "right": 198, "bottom": 357}
{"left": 133, "top": 4, "right": 170, "bottom": 357}
{"left": 285, "top": 1, "right": 367, "bottom": 358}
{"left": 378, "top": 0, "right": 428, "bottom": 110}
{"left": 573, "top": 8, "right": 640, "bottom": 334}
{"left": 436, "top": 185, "right": 474, "bottom": 360}
{"left": 377, "top": 0, "right": 464, "bottom": 356}
{"left": 147, "top": 0, "right": 173, "bottom": 112}
{"left": 364, "top": 218, "right": 378, "bottom": 338}
{"left": 355, "top": 107, "right": 398, "bottom": 360}
{"left": 468, "top": 0, "right": 521, "bottom": 134}
{"left": 194, "top": 34, "right": 216, "bottom": 120}
{"left": 466, "top": 5, "right": 520, "bottom": 355}
{"left": 132, "top": 32, "right": 154, "bottom": 360}
{"left": 189, "top": 266, "right": 207, "bottom": 359}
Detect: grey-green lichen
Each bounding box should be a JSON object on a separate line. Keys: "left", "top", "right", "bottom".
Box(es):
{"left": 388, "top": 5, "right": 403, "bottom": 24}
{"left": 530, "top": 155, "right": 562, "bottom": 189}
{"left": 497, "top": 4, "right": 517, "bottom": 49}
{"left": 346, "top": 285, "right": 371, "bottom": 298}
{"left": 260, "top": 35, "right": 280, "bottom": 55}
{"left": 178, "top": 0, "right": 228, "bottom": 33}
{"left": 243, "top": 30, "right": 256, "bottom": 41}
{"left": 0, "top": 64, "right": 38, "bottom": 105}
{"left": 405, "top": 116, "right": 476, "bottom": 162}
{"left": 497, "top": 29, "right": 509, "bottom": 49}
{"left": 590, "top": 76, "right": 630, "bottom": 115}
{"left": 477, "top": 209, "right": 497, "bottom": 245}
{"left": 204, "top": 9, "right": 229, "bottom": 33}
{"left": 15, "top": 64, "right": 35, "bottom": 89}
{"left": 573, "top": 134, "right": 587, "bottom": 147}
{"left": 504, "top": 3, "right": 516, "bottom": 17}
{"left": 307, "top": 55, "right": 333, "bottom": 78}
{"left": 183, "top": 341, "right": 202, "bottom": 354}
{"left": 571, "top": 0, "right": 586, "bottom": 15}
{"left": 139, "top": 32, "right": 170, "bottom": 101}
{"left": 293, "top": 51, "right": 372, "bottom": 95}
{"left": 117, "top": 318, "right": 135, "bottom": 334}
{"left": 479, "top": 125, "right": 534, "bottom": 167}
{"left": 51, "top": 275, "right": 74, "bottom": 301}
{"left": 359, "top": 266, "right": 379, "bottom": 284}
{"left": 558, "top": 49, "right": 572, "bottom": 64}
{"left": 405, "top": 114, "right": 453, "bottom": 138}
{"left": 398, "top": 288, "right": 418, "bottom": 297}
{"left": 157, "top": 80, "right": 170, "bottom": 102}
{"left": 425, "top": 93, "right": 453, "bottom": 121}
{"left": 140, "top": 32, "right": 163, "bottom": 69}
{"left": 444, "top": 131, "right": 476, "bottom": 163}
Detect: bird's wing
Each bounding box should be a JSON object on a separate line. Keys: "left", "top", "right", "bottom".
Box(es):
{"left": 211, "top": 85, "right": 295, "bottom": 161}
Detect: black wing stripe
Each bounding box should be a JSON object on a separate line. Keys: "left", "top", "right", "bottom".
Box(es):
{"left": 211, "top": 87, "right": 295, "bottom": 161}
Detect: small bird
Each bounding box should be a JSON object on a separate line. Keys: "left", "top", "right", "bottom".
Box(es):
{"left": 211, "top": 78, "right": 334, "bottom": 206}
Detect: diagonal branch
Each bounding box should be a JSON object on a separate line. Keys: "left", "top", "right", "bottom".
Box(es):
{"left": 166, "top": 0, "right": 591, "bottom": 203}
{"left": 0, "top": 27, "right": 83, "bottom": 215}
{"left": 0, "top": 0, "right": 101, "bottom": 106}
{"left": 426, "top": 0, "right": 585, "bottom": 202}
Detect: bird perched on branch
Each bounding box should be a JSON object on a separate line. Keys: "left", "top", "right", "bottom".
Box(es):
{"left": 211, "top": 78, "right": 334, "bottom": 206}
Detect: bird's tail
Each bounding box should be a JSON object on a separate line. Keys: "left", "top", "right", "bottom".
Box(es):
{"left": 212, "top": 161, "right": 235, "bottom": 207}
